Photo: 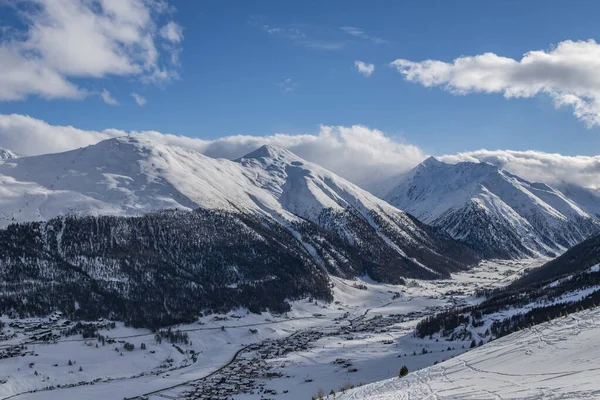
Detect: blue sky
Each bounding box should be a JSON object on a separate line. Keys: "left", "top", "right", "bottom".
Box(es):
{"left": 1, "top": 0, "right": 600, "bottom": 160}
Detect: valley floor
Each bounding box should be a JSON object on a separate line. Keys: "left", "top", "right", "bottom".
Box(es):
{"left": 0, "top": 259, "right": 542, "bottom": 400}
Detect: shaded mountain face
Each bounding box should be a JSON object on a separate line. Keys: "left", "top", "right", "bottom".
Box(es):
{"left": 554, "top": 183, "right": 600, "bottom": 219}
{"left": 0, "top": 210, "right": 331, "bottom": 328}
{"left": 379, "top": 157, "right": 600, "bottom": 259}
{"left": 511, "top": 232, "right": 600, "bottom": 289}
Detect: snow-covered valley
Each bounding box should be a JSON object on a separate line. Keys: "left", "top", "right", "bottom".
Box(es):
{"left": 0, "top": 259, "right": 543, "bottom": 400}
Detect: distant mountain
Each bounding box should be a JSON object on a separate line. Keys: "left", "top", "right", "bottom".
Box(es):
{"left": 378, "top": 157, "right": 600, "bottom": 259}
{"left": 0, "top": 148, "right": 20, "bottom": 161}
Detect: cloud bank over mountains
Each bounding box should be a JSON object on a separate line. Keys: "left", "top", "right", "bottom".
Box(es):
{"left": 0, "top": 114, "right": 424, "bottom": 186}
{"left": 1, "top": 113, "right": 599, "bottom": 191}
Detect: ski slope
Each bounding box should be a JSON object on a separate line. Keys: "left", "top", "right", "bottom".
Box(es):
{"left": 338, "top": 307, "right": 600, "bottom": 400}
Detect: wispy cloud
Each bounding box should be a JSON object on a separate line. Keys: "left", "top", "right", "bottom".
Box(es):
{"left": 131, "top": 93, "right": 147, "bottom": 106}
{"left": 341, "top": 26, "right": 389, "bottom": 44}
{"left": 301, "top": 41, "right": 346, "bottom": 51}
{"left": 391, "top": 39, "right": 600, "bottom": 128}
{"left": 100, "top": 89, "right": 118, "bottom": 105}
{"left": 278, "top": 78, "right": 299, "bottom": 93}
{"left": 249, "top": 17, "right": 345, "bottom": 51}
{"left": 355, "top": 61, "right": 375, "bottom": 77}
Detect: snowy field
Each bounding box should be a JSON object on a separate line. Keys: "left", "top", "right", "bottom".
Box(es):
{"left": 337, "top": 307, "right": 600, "bottom": 400}
{"left": 0, "top": 259, "right": 543, "bottom": 400}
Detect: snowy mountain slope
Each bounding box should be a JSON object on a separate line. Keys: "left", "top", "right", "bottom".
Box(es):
{"left": 380, "top": 157, "right": 599, "bottom": 258}
{"left": 0, "top": 136, "right": 478, "bottom": 281}
{"left": 555, "top": 182, "right": 600, "bottom": 219}
{"left": 338, "top": 307, "right": 600, "bottom": 400}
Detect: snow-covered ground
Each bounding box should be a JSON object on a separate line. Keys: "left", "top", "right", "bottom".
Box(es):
{"left": 0, "top": 259, "right": 542, "bottom": 400}
{"left": 337, "top": 307, "right": 600, "bottom": 400}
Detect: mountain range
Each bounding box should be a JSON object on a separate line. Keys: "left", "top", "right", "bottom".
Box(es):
{"left": 1, "top": 136, "right": 599, "bottom": 325}
{"left": 0, "top": 137, "right": 480, "bottom": 325}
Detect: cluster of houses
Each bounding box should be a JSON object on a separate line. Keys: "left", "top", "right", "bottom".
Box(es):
{"left": 182, "top": 329, "right": 324, "bottom": 399}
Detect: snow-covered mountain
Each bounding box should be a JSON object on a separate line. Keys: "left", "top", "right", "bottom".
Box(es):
{"left": 0, "top": 147, "right": 19, "bottom": 161}
{"left": 0, "top": 136, "right": 478, "bottom": 284}
{"left": 379, "top": 157, "right": 600, "bottom": 259}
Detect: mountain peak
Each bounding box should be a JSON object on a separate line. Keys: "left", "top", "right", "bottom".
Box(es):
{"left": 419, "top": 156, "right": 444, "bottom": 168}
{"left": 239, "top": 144, "right": 298, "bottom": 161}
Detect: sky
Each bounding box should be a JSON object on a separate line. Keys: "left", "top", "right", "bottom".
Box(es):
{"left": 1, "top": 0, "right": 600, "bottom": 188}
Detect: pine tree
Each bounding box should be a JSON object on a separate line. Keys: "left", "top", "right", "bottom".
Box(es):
{"left": 399, "top": 365, "right": 409, "bottom": 377}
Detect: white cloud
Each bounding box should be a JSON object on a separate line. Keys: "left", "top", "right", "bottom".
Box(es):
{"left": 440, "top": 149, "right": 600, "bottom": 190}
{"left": 160, "top": 21, "right": 183, "bottom": 43}
{"left": 0, "top": 114, "right": 124, "bottom": 155}
{"left": 355, "top": 61, "right": 375, "bottom": 77}
{"left": 341, "top": 26, "right": 388, "bottom": 44}
{"left": 0, "top": 114, "right": 425, "bottom": 187}
{"left": 0, "top": 0, "right": 182, "bottom": 101}
{"left": 131, "top": 93, "right": 147, "bottom": 106}
{"left": 391, "top": 39, "right": 600, "bottom": 128}
{"left": 101, "top": 89, "right": 119, "bottom": 105}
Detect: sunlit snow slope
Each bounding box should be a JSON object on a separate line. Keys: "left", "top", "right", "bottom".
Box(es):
{"left": 0, "top": 136, "right": 423, "bottom": 226}
{"left": 339, "top": 307, "right": 600, "bottom": 400}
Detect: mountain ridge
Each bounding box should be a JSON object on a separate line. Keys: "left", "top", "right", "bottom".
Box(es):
{"left": 379, "top": 158, "right": 600, "bottom": 258}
